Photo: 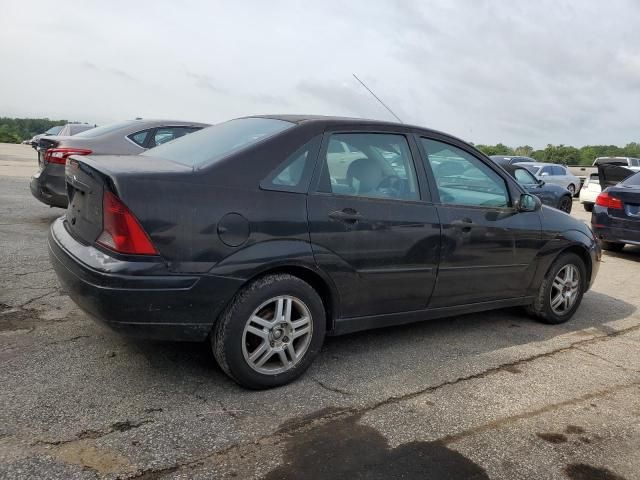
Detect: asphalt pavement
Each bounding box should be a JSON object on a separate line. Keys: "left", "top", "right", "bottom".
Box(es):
{"left": 1, "top": 143, "right": 639, "bottom": 479}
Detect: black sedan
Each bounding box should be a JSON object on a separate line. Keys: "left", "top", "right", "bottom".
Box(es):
{"left": 49, "top": 115, "right": 600, "bottom": 389}
{"left": 501, "top": 164, "right": 573, "bottom": 213}
{"left": 592, "top": 167, "right": 640, "bottom": 251}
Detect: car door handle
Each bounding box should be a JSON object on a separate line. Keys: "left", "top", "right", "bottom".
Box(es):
{"left": 328, "top": 209, "right": 363, "bottom": 223}
{"left": 452, "top": 218, "right": 473, "bottom": 232}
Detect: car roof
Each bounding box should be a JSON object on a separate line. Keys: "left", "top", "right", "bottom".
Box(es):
{"left": 246, "top": 114, "right": 470, "bottom": 144}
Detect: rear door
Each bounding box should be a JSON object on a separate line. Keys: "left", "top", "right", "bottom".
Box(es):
{"left": 416, "top": 136, "right": 542, "bottom": 307}
{"left": 307, "top": 129, "right": 440, "bottom": 318}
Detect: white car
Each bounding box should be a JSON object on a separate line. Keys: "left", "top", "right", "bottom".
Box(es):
{"left": 579, "top": 173, "right": 601, "bottom": 211}
{"left": 522, "top": 163, "right": 581, "bottom": 196}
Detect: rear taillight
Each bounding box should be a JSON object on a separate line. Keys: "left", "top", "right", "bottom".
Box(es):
{"left": 96, "top": 190, "right": 158, "bottom": 255}
{"left": 595, "top": 192, "right": 623, "bottom": 210}
{"left": 44, "top": 147, "right": 92, "bottom": 164}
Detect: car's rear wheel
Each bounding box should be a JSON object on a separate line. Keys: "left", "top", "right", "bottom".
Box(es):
{"left": 558, "top": 195, "right": 572, "bottom": 213}
{"left": 567, "top": 184, "right": 576, "bottom": 196}
{"left": 212, "top": 274, "right": 325, "bottom": 389}
{"left": 527, "top": 253, "right": 586, "bottom": 324}
{"left": 601, "top": 241, "right": 625, "bottom": 252}
{"left": 582, "top": 203, "right": 593, "bottom": 212}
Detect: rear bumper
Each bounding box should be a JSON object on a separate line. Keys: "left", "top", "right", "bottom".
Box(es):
{"left": 30, "top": 164, "right": 68, "bottom": 208}
{"left": 592, "top": 206, "right": 640, "bottom": 245}
{"left": 48, "top": 217, "right": 243, "bottom": 341}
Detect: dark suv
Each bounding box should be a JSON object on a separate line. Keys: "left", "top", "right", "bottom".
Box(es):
{"left": 49, "top": 115, "right": 600, "bottom": 388}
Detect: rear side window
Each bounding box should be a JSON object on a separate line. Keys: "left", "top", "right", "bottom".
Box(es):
{"left": 421, "top": 138, "right": 509, "bottom": 208}
{"left": 261, "top": 136, "right": 321, "bottom": 193}
{"left": 142, "top": 118, "right": 294, "bottom": 167}
{"left": 128, "top": 129, "right": 151, "bottom": 147}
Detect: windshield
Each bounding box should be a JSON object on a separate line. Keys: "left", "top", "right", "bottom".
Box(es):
{"left": 142, "top": 117, "right": 294, "bottom": 167}
{"left": 74, "top": 120, "right": 137, "bottom": 138}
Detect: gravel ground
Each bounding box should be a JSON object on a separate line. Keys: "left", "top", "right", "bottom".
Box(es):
{"left": 1, "top": 143, "right": 639, "bottom": 479}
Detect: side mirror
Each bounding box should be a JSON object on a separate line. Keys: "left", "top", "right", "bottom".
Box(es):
{"left": 517, "top": 193, "right": 541, "bottom": 212}
{"left": 538, "top": 179, "right": 545, "bottom": 186}
{"left": 540, "top": 172, "right": 549, "bottom": 177}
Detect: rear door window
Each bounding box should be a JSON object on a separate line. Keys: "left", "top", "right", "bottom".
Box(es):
{"left": 149, "top": 126, "right": 201, "bottom": 148}
{"left": 318, "top": 133, "right": 420, "bottom": 201}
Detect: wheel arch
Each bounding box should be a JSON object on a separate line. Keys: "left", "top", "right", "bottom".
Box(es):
{"left": 240, "top": 264, "right": 339, "bottom": 334}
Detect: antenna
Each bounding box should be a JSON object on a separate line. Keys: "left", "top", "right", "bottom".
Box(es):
{"left": 352, "top": 73, "right": 403, "bottom": 123}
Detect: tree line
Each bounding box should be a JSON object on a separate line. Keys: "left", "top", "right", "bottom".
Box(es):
{"left": 474, "top": 142, "right": 640, "bottom": 166}
{"left": 0, "top": 117, "right": 68, "bottom": 144}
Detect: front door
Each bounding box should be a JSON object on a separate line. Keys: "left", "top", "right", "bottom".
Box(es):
{"left": 417, "top": 137, "right": 542, "bottom": 307}
{"left": 308, "top": 131, "right": 441, "bottom": 318}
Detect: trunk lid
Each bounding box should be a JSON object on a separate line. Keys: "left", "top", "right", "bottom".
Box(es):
{"left": 64, "top": 154, "right": 192, "bottom": 247}
{"left": 597, "top": 163, "right": 636, "bottom": 189}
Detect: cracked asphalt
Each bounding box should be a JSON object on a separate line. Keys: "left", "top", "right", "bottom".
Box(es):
{"left": 1, "top": 143, "right": 639, "bottom": 479}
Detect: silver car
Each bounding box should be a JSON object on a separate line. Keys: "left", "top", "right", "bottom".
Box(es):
{"left": 30, "top": 118, "right": 209, "bottom": 208}
{"left": 522, "top": 162, "right": 581, "bottom": 196}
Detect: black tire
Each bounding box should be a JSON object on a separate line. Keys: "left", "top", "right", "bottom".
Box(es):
{"left": 567, "top": 184, "right": 576, "bottom": 196}
{"left": 212, "top": 274, "right": 326, "bottom": 389}
{"left": 527, "top": 253, "right": 586, "bottom": 324}
{"left": 601, "top": 241, "right": 625, "bottom": 252}
{"left": 558, "top": 195, "right": 572, "bottom": 213}
{"left": 582, "top": 203, "right": 593, "bottom": 212}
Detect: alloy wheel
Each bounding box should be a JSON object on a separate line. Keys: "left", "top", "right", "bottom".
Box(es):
{"left": 242, "top": 295, "right": 313, "bottom": 375}
{"left": 549, "top": 264, "right": 581, "bottom": 315}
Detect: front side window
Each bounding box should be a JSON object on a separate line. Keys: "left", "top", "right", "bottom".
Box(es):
{"left": 319, "top": 133, "right": 419, "bottom": 201}
{"left": 513, "top": 167, "right": 539, "bottom": 186}
{"left": 552, "top": 165, "right": 566, "bottom": 175}
{"left": 421, "top": 138, "right": 509, "bottom": 208}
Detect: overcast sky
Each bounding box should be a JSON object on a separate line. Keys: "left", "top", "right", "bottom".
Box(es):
{"left": 2, "top": 0, "right": 639, "bottom": 148}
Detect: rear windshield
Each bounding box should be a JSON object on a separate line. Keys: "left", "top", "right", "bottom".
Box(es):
{"left": 622, "top": 172, "right": 640, "bottom": 186}
{"left": 142, "top": 117, "right": 294, "bottom": 167}
{"left": 74, "top": 121, "right": 137, "bottom": 138}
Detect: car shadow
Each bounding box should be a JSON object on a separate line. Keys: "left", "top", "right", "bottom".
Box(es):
{"left": 602, "top": 244, "right": 640, "bottom": 262}
{"left": 126, "top": 289, "right": 636, "bottom": 390}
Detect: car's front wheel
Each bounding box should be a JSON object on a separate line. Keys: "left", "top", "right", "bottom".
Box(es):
{"left": 567, "top": 184, "right": 576, "bottom": 196}
{"left": 212, "top": 274, "right": 325, "bottom": 389}
{"left": 527, "top": 253, "right": 586, "bottom": 324}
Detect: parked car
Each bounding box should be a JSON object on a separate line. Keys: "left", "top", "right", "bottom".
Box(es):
{"left": 31, "top": 118, "right": 209, "bottom": 208}
{"left": 49, "top": 115, "right": 600, "bottom": 389}
{"left": 501, "top": 164, "right": 573, "bottom": 213}
{"left": 489, "top": 155, "right": 536, "bottom": 166}
{"left": 579, "top": 173, "right": 601, "bottom": 211}
{"left": 56, "top": 123, "right": 95, "bottom": 137}
{"left": 521, "top": 163, "right": 581, "bottom": 196}
{"left": 28, "top": 124, "right": 65, "bottom": 148}
{"left": 592, "top": 166, "right": 640, "bottom": 252}
{"left": 582, "top": 158, "right": 640, "bottom": 213}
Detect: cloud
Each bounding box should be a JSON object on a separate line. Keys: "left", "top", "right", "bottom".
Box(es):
{"left": 1, "top": 0, "right": 639, "bottom": 147}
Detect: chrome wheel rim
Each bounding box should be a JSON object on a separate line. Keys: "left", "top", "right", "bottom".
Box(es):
{"left": 550, "top": 264, "right": 581, "bottom": 315}
{"left": 567, "top": 184, "right": 575, "bottom": 195}
{"left": 242, "top": 295, "right": 313, "bottom": 375}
